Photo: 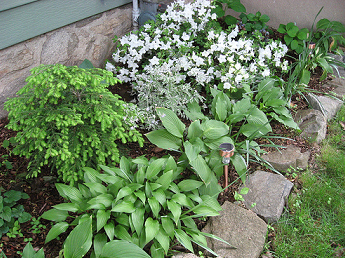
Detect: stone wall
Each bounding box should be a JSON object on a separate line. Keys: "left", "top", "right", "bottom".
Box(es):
{"left": 0, "top": 3, "right": 133, "bottom": 119}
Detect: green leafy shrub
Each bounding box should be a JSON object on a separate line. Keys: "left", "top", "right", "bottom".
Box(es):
{"left": 0, "top": 190, "right": 31, "bottom": 238}
{"left": 277, "top": 22, "right": 309, "bottom": 54}
{"left": 4, "top": 64, "right": 144, "bottom": 184}
{"left": 239, "top": 11, "right": 270, "bottom": 34}
{"left": 42, "top": 156, "right": 228, "bottom": 257}
{"left": 146, "top": 107, "right": 247, "bottom": 187}
{"left": 212, "top": 0, "right": 246, "bottom": 26}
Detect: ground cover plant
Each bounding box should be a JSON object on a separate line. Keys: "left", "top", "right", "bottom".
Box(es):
{"left": 272, "top": 105, "right": 345, "bottom": 257}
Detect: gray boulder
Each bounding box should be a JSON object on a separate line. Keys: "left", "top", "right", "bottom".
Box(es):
{"left": 326, "top": 77, "right": 345, "bottom": 99}
{"left": 261, "top": 145, "right": 310, "bottom": 172}
{"left": 240, "top": 170, "right": 294, "bottom": 223}
{"left": 203, "top": 201, "right": 267, "bottom": 258}
{"left": 294, "top": 109, "right": 327, "bottom": 143}
{"left": 306, "top": 93, "right": 343, "bottom": 121}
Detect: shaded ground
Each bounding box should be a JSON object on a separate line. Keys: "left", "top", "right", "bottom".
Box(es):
{"left": 0, "top": 51, "right": 334, "bottom": 257}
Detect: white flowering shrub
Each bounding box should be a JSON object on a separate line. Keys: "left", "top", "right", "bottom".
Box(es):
{"left": 107, "top": 0, "right": 289, "bottom": 129}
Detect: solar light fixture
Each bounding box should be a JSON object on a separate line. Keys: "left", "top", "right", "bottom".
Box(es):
{"left": 219, "top": 143, "right": 235, "bottom": 192}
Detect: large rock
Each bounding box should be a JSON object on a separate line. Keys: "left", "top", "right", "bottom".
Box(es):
{"left": 294, "top": 109, "right": 327, "bottom": 143}
{"left": 306, "top": 93, "right": 343, "bottom": 121}
{"left": 203, "top": 201, "right": 267, "bottom": 258}
{"left": 172, "top": 253, "right": 200, "bottom": 258}
{"left": 328, "top": 53, "right": 345, "bottom": 78}
{"left": 240, "top": 170, "right": 294, "bottom": 223}
{"left": 326, "top": 77, "right": 345, "bottom": 99}
{"left": 261, "top": 145, "right": 310, "bottom": 172}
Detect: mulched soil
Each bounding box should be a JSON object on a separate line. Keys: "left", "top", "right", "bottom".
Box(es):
{"left": 0, "top": 48, "right": 337, "bottom": 257}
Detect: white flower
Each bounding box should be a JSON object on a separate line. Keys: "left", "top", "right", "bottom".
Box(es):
{"left": 224, "top": 82, "right": 232, "bottom": 89}
{"left": 208, "top": 31, "right": 216, "bottom": 40}
{"left": 105, "top": 62, "right": 115, "bottom": 71}
{"left": 262, "top": 69, "right": 270, "bottom": 77}
{"left": 218, "top": 54, "right": 227, "bottom": 63}
{"left": 181, "top": 32, "right": 190, "bottom": 41}
{"left": 150, "top": 56, "right": 160, "bottom": 66}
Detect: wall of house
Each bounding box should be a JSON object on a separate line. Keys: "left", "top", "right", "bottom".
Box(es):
{"left": 227, "top": 0, "right": 345, "bottom": 30}
{"left": 0, "top": 3, "right": 133, "bottom": 119}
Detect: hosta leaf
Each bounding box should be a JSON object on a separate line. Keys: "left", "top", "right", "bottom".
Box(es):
{"left": 114, "top": 224, "right": 132, "bottom": 242}
{"left": 104, "top": 221, "right": 115, "bottom": 240}
{"left": 189, "top": 155, "right": 212, "bottom": 184}
{"left": 145, "top": 129, "right": 182, "bottom": 150}
{"left": 146, "top": 158, "right": 166, "bottom": 180}
{"left": 88, "top": 194, "right": 113, "bottom": 209}
{"left": 55, "top": 183, "right": 83, "bottom": 203}
{"left": 202, "top": 120, "right": 229, "bottom": 140}
{"left": 115, "top": 186, "right": 134, "bottom": 202}
{"left": 161, "top": 216, "right": 175, "bottom": 238}
{"left": 184, "top": 141, "right": 199, "bottom": 162}
{"left": 155, "top": 227, "right": 170, "bottom": 254}
{"left": 84, "top": 182, "right": 107, "bottom": 195}
{"left": 97, "top": 210, "right": 111, "bottom": 232}
{"left": 100, "top": 240, "right": 151, "bottom": 258}
{"left": 150, "top": 241, "right": 165, "bottom": 258}
{"left": 167, "top": 200, "right": 181, "bottom": 224}
{"left": 191, "top": 205, "right": 220, "bottom": 217}
{"left": 145, "top": 217, "right": 160, "bottom": 244}
{"left": 172, "top": 193, "right": 194, "bottom": 208}
{"left": 83, "top": 167, "right": 101, "bottom": 183}
{"left": 119, "top": 156, "right": 133, "bottom": 182}
{"left": 156, "top": 107, "right": 185, "bottom": 138}
{"left": 98, "top": 165, "right": 117, "bottom": 176}
{"left": 175, "top": 229, "right": 193, "bottom": 253}
{"left": 134, "top": 191, "right": 146, "bottom": 205}
{"left": 64, "top": 216, "right": 92, "bottom": 258}
{"left": 152, "top": 189, "right": 166, "bottom": 208}
{"left": 148, "top": 197, "right": 161, "bottom": 218}
{"left": 177, "top": 180, "right": 203, "bottom": 192}
{"left": 42, "top": 209, "right": 69, "bottom": 222}
{"left": 53, "top": 203, "right": 79, "bottom": 213}
{"left": 94, "top": 233, "right": 107, "bottom": 258}
{"left": 45, "top": 222, "right": 69, "bottom": 243}
{"left": 187, "top": 120, "right": 203, "bottom": 140}
{"left": 231, "top": 153, "right": 247, "bottom": 183}
{"left": 132, "top": 207, "right": 145, "bottom": 235}
{"left": 111, "top": 201, "right": 135, "bottom": 213}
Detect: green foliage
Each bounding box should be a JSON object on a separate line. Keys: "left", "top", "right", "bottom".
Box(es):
{"left": 21, "top": 242, "right": 45, "bottom": 258}
{"left": 0, "top": 138, "right": 16, "bottom": 171}
{"left": 4, "top": 64, "right": 144, "bottom": 185}
{"left": 277, "top": 22, "right": 309, "bottom": 54}
{"left": 239, "top": 11, "right": 270, "bottom": 34}
{"left": 212, "top": 0, "right": 246, "bottom": 26}
{"left": 42, "top": 156, "right": 229, "bottom": 257}
{"left": 0, "top": 190, "right": 31, "bottom": 238}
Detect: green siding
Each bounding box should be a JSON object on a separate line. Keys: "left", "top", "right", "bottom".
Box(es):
{"left": 0, "top": 0, "right": 132, "bottom": 50}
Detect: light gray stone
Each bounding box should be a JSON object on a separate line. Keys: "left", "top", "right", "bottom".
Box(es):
{"left": 240, "top": 170, "right": 294, "bottom": 223}
{"left": 261, "top": 145, "right": 310, "bottom": 172}
{"left": 203, "top": 201, "right": 267, "bottom": 258}
{"left": 294, "top": 109, "right": 327, "bottom": 143}
{"left": 326, "top": 77, "right": 345, "bottom": 99}
{"left": 328, "top": 53, "right": 345, "bottom": 78}
{"left": 306, "top": 93, "right": 343, "bottom": 120}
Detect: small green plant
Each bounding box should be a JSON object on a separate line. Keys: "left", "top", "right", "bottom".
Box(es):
{"left": 21, "top": 242, "right": 44, "bottom": 258}
{"left": 212, "top": 0, "right": 246, "bottom": 26}
{"left": 277, "top": 22, "right": 310, "bottom": 54}
{"left": 239, "top": 11, "right": 270, "bottom": 35}
{"left": 0, "top": 138, "right": 16, "bottom": 171}
{"left": 0, "top": 190, "right": 31, "bottom": 238}
{"left": 30, "top": 216, "right": 46, "bottom": 234}
{"left": 6, "top": 220, "right": 23, "bottom": 238}
{"left": 4, "top": 64, "right": 144, "bottom": 185}
{"left": 42, "top": 156, "right": 230, "bottom": 257}
{"left": 234, "top": 187, "right": 249, "bottom": 202}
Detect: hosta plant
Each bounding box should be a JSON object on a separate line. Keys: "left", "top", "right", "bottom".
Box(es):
{"left": 4, "top": 64, "right": 144, "bottom": 185}
{"left": 42, "top": 156, "right": 230, "bottom": 258}
{"left": 145, "top": 107, "right": 248, "bottom": 186}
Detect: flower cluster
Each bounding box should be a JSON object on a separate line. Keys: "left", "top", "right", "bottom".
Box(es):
{"left": 107, "top": 0, "right": 289, "bottom": 129}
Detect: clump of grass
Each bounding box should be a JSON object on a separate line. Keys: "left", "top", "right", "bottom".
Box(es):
{"left": 272, "top": 105, "right": 345, "bottom": 257}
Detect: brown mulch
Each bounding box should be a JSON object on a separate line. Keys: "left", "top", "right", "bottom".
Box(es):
{"left": 0, "top": 58, "right": 336, "bottom": 257}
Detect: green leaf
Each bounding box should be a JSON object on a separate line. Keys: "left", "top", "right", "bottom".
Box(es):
{"left": 104, "top": 221, "right": 115, "bottom": 240}
{"left": 145, "top": 129, "right": 182, "bottom": 150}
{"left": 55, "top": 183, "right": 83, "bottom": 203}
{"left": 172, "top": 193, "right": 194, "bottom": 208}
{"left": 175, "top": 229, "right": 194, "bottom": 253}
{"left": 286, "top": 24, "right": 299, "bottom": 37}
{"left": 155, "top": 227, "right": 170, "bottom": 254}
{"left": 156, "top": 170, "right": 174, "bottom": 190}
{"left": 131, "top": 208, "right": 145, "bottom": 235}
{"left": 184, "top": 141, "right": 199, "bottom": 162}
{"left": 18, "top": 211, "right": 31, "bottom": 223}
{"left": 318, "top": 57, "right": 333, "bottom": 73}
{"left": 161, "top": 216, "right": 175, "bottom": 238}
{"left": 277, "top": 24, "right": 287, "bottom": 33}
{"left": 299, "top": 69, "right": 311, "bottom": 85}
{"left": 229, "top": 2, "right": 246, "bottom": 12}
{"left": 148, "top": 197, "right": 161, "bottom": 218}
{"left": 145, "top": 217, "right": 160, "bottom": 244}
{"left": 187, "top": 120, "right": 203, "bottom": 140}
{"left": 231, "top": 153, "right": 247, "bottom": 183}
{"left": 116, "top": 186, "right": 134, "bottom": 202}
{"left": 189, "top": 155, "right": 212, "bottom": 184}
{"left": 177, "top": 180, "right": 203, "bottom": 192}
{"left": 290, "top": 39, "right": 299, "bottom": 50}
{"left": 97, "top": 210, "right": 111, "bottom": 232}
{"left": 94, "top": 233, "right": 107, "bottom": 258}
{"left": 202, "top": 120, "right": 229, "bottom": 140}
{"left": 114, "top": 224, "right": 132, "bottom": 242}
{"left": 156, "top": 107, "right": 185, "bottom": 138}
{"left": 78, "top": 59, "right": 95, "bottom": 69}
{"left": 45, "top": 222, "right": 69, "bottom": 243}
{"left": 119, "top": 156, "right": 133, "bottom": 182}
{"left": 64, "top": 216, "right": 93, "bottom": 258}
{"left": 146, "top": 158, "right": 166, "bottom": 180}
{"left": 152, "top": 189, "right": 166, "bottom": 207}
{"left": 41, "top": 209, "right": 69, "bottom": 222}
{"left": 167, "top": 200, "right": 181, "bottom": 224}
{"left": 111, "top": 201, "right": 135, "bottom": 213}
{"left": 99, "top": 240, "right": 151, "bottom": 258}
{"left": 88, "top": 194, "right": 113, "bottom": 209}
{"left": 53, "top": 203, "right": 80, "bottom": 213}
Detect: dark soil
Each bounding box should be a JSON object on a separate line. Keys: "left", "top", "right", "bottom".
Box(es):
{"left": 0, "top": 48, "right": 335, "bottom": 257}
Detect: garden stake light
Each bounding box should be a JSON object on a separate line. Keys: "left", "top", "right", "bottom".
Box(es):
{"left": 219, "top": 143, "right": 235, "bottom": 192}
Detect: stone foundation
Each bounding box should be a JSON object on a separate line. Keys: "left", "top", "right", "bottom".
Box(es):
{"left": 0, "top": 3, "right": 133, "bottom": 118}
